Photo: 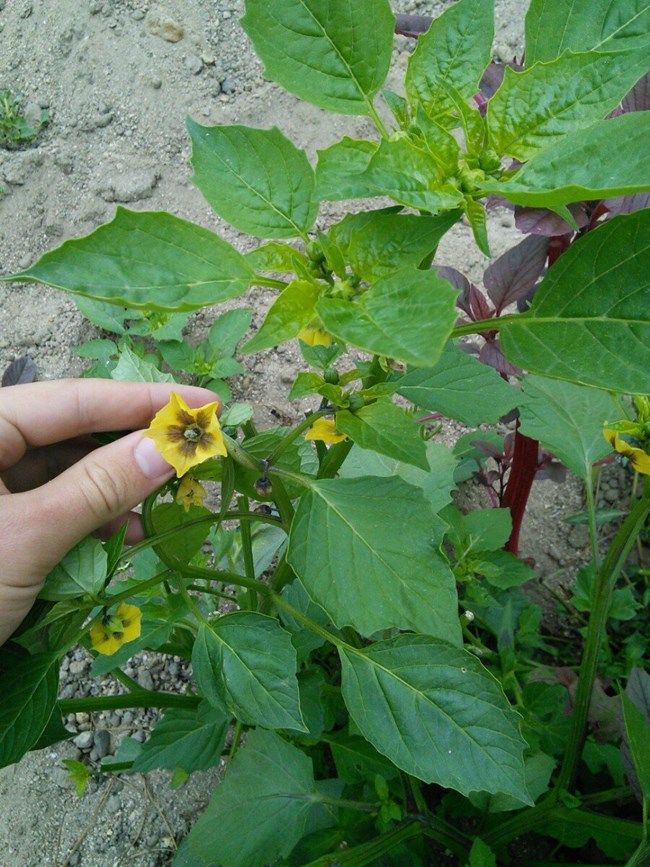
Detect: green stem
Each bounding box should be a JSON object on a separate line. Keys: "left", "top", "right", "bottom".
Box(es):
{"left": 222, "top": 432, "right": 265, "bottom": 472}
{"left": 302, "top": 821, "right": 422, "bottom": 867}
{"left": 316, "top": 795, "right": 378, "bottom": 814}
{"left": 171, "top": 561, "right": 270, "bottom": 596}
{"left": 317, "top": 438, "right": 353, "bottom": 479}
{"left": 173, "top": 574, "right": 211, "bottom": 627}
{"left": 58, "top": 692, "right": 200, "bottom": 713}
{"left": 112, "top": 668, "right": 143, "bottom": 693}
{"left": 451, "top": 314, "right": 518, "bottom": 339}
{"left": 267, "top": 411, "right": 328, "bottom": 465}
{"left": 226, "top": 720, "right": 244, "bottom": 772}
{"left": 269, "top": 475, "right": 295, "bottom": 528}
{"left": 253, "top": 274, "right": 288, "bottom": 290}
{"left": 271, "top": 592, "right": 346, "bottom": 649}
{"left": 105, "top": 570, "right": 172, "bottom": 604}
{"left": 238, "top": 495, "right": 258, "bottom": 610}
{"left": 368, "top": 101, "right": 390, "bottom": 140}
{"left": 556, "top": 494, "right": 650, "bottom": 792}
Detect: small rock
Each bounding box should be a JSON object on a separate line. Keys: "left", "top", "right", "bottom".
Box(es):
{"left": 20, "top": 3, "right": 33, "bottom": 18}
{"left": 144, "top": 12, "right": 184, "bottom": 43}
{"left": 89, "top": 748, "right": 99, "bottom": 762}
{"left": 59, "top": 683, "right": 77, "bottom": 700}
{"left": 75, "top": 712, "right": 90, "bottom": 724}
{"left": 137, "top": 669, "right": 155, "bottom": 691}
{"left": 132, "top": 9, "right": 145, "bottom": 20}
{"left": 73, "top": 731, "right": 94, "bottom": 751}
{"left": 162, "top": 20, "right": 184, "bottom": 42}
{"left": 69, "top": 659, "right": 88, "bottom": 675}
{"left": 53, "top": 766, "right": 71, "bottom": 789}
{"left": 184, "top": 55, "right": 203, "bottom": 75}
{"left": 96, "top": 168, "right": 159, "bottom": 203}
{"left": 106, "top": 794, "right": 121, "bottom": 814}
{"left": 122, "top": 711, "right": 134, "bottom": 725}
{"left": 221, "top": 77, "right": 235, "bottom": 95}
{"left": 149, "top": 76, "right": 162, "bottom": 90}
{"left": 2, "top": 152, "right": 44, "bottom": 186}
{"left": 94, "top": 729, "right": 112, "bottom": 759}
{"left": 89, "top": 0, "right": 103, "bottom": 13}
{"left": 132, "top": 731, "right": 147, "bottom": 743}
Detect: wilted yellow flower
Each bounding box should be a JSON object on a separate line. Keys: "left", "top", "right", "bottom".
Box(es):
{"left": 90, "top": 603, "right": 142, "bottom": 656}
{"left": 604, "top": 429, "right": 650, "bottom": 475}
{"left": 305, "top": 417, "right": 347, "bottom": 444}
{"left": 176, "top": 475, "right": 207, "bottom": 511}
{"left": 144, "top": 392, "right": 227, "bottom": 477}
{"left": 298, "top": 325, "right": 332, "bottom": 347}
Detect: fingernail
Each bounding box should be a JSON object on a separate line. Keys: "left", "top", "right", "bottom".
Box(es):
{"left": 134, "top": 436, "right": 174, "bottom": 479}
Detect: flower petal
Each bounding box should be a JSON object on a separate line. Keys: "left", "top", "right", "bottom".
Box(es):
{"left": 305, "top": 418, "right": 346, "bottom": 444}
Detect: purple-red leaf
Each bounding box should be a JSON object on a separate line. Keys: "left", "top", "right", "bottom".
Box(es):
{"left": 479, "top": 339, "right": 522, "bottom": 377}
{"left": 622, "top": 73, "right": 650, "bottom": 114}
{"left": 514, "top": 204, "right": 588, "bottom": 236}
{"left": 484, "top": 235, "right": 548, "bottom": 313}
{"left": 2, "top": 356, "right": 37, "bottom": 387}
{"left": 394, "top": 14, "right": 431, "bottom": 38}
{"left": 605, "top": 192, "right": 650, "bottom": 216}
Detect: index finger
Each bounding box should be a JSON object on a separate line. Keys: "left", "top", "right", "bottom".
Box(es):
{"left": 0, "top": 379, "right": 220, "bottom": 470}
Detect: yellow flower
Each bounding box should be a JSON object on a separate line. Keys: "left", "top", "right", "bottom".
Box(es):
{"left": 176, "top": 474, "right": 207, "bottom": 511}
{"left": 144, "top": 392, "right": 227, "bottom": 477}
{"left": 304, "top": 417, "right": 347, "bottom": 444}
{"left": 298, "top": 325, "right": 332, "bottom": 347}
{"left": 604, "top": 429, "right": 650, "bottom": 475}
{"left": 90, "top": 603, "right": 142, "bottom": 656}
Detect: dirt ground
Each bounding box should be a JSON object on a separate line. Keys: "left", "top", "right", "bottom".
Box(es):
{"left": 0, "top": 1, "right": 597, "bottom": 865}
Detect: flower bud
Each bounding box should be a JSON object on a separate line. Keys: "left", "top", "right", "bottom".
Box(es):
{"left": 254, "top": 476, "right": 273, "bottom": 498}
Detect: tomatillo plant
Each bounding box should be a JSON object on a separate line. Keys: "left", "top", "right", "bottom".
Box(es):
{"left": 2, "top": 1, "right": 650, "bottom": 865}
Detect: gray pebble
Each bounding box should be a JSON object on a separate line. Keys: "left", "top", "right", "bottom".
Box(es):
{"left": 89, "top": 748, "right": 99, "bottom": 762}
{"left": 137, "top": 670, "right": 155, "bottom": 691}
{"left": 150, "top": 76, "right": 162, "bottom": 90}
{"left": 132, "top": 9, "right": 145, "bottom": 20}
{"left": 95, "top": 168, "right": 159, "bottom": 203}
{"left": 132, "top": 731, "right": 147, "bottom": 743}
{"left": 94, "top": 729, "right": 112, "bottom": 759}
{"left": 73, "top": 731, "right": 94, "bottom": 751}
{"left": 106, "top": 794, "right": 121, "bottom": 814}
{"left": 59, "top": 683, "right": 77, "bottom": 700}
{"left": 89, "top": 0, "right": 103, "bottom": 13}
{"left": 69, "top": 660, "right": 87, "bottom": 675}
{"left": 220, "top": 77, "right": 235, "bottom": 95}
{"left": 122, "top": 711, "right": 134, "bottom": 725}
{"left": 185, "top": 55, "right": 203, "bottom": 75}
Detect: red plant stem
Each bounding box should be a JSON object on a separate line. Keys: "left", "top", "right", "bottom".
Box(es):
{"left": 502, "top": 429, "right": 539, "bottom": 554}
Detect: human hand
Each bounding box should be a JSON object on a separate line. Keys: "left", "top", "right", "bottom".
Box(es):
{"left": 0, "top": 378, "right": 220, "bottom": 646}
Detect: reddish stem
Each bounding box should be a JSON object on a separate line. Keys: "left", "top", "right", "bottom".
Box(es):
{"left": 502, "top": 429, "right": 540, "bottom": 555}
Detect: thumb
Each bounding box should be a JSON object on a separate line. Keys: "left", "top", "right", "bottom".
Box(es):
{"left": 16, "top": 431, "right": 174, "bottom": 580}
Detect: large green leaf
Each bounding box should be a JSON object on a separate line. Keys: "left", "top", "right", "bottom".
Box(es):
{"left": 192, "top": 616, "right": 305, "bottom": 731}
{"left": 317, "top": 267, "right": 458, "bottom": 368}
{"left": 405, "top": 0, "right": 495, "bottom": 118}
{"left": 622, "top": 692, "right": 650, "bottom": 800}
{"left": 40, "top": 536, "right": 107, "bottom": 601}
{"left": 241, "top": 0, "right": 395, "bottom": 116}
{"left": 242, "top": 280, "right": 321, "bottom": 353}
{"left": 314, "top": 138, "right": 378, "bottom": 201}
{"left": 332, "top": 210, "right": 461, "bottom": 282}
{"left": 0, "top": 653, "right": 59, "bottom": 769}
{"left": 480, "top": 112, "right": 650, "bottom": 208}
{"left": 487, "top": 49, "right": 648, "bottom": 160}
{"left": 525, "top": 0, "right": 650, "bottom": 65}
{"left": 340, "top": 635, "right": 529, "bottom": 799}
{"left": 288, "top": 476, "right": 461, "bottom": 642}
{"left": 187, "top": 730, "right": 316, "bottom": 866}
{"left": 518, "top": 376, "right": 616, "bottom": 479}
{"left": 340, "top": 441, "right": 458, "bottom": 515}
{"left": 130, "top": 702, "right": 229, "bottom": 774}
{"left": 397, "top": 343, "right": 519, "bottom": 426}
{"left": 363, "top": 138, "right": 465, "bottom": 211}
{"left": 187, "top": 120, "right": 318, "bottom": 239}
{"left": 335, "top": 401, "right": 429, "bottom": 470}
{"left": 498, "top": 210, "right": 650, "bottom": 394}
{"left": 2, "top": 208, "right": 254, "bottom": 311}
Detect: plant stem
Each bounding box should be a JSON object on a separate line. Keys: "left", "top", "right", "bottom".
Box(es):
{"left": 315, "top": 795, "right": 378, "bottom": 814}
{"left": 58, "top": 692, "right": 200, "bottom": 713}
{"left": 222, "top": 432, "right": 265, "bottom": 472}
{"left": 253, "top": 274, "right": 288, "bottom": 290}
{"left": 317, "top": 438, "right": 353, "bottom": 479}
{"left": 111, "top": 668, "right": 143, "bottom": 693}
{"left": 556, "top": 495, "right": 650, "bottom": 792}
{"left": 368, "top": 101, "right": 390, "bottom": 139}
{"left": 267, "top": 411, "right": 327, "bottom": 464}
{"left": 237, "top": 495, "right": 257, "bottom": 610}
{"left": 172, "top": 574, "right": 211, "bottom": 627}
{"left": 105, "top": 570, "right": 173, "bottom": 604}
{"left": 502, "top": 428, "right": 539, "bottom": 555}
{"left": 302, "top": 821, "right": 422, "bottom": 867}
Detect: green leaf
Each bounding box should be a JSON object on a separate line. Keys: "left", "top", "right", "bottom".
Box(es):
{"left": 328, "top": 732, "right": 399, "bottom": 784}
{"left": 288, "top": 476, "right": 461, "bottom": 641}
{"left": 405, "top": 0, "right": 495, "bottom": 119}
{"left": 498, "top": 210, "right": 650, "bottom": 394}
{"left": 40, "top": 536, "right": 108, "bottom": 600}
{"left": 480, "top": 112, "right": 650, "bottom": 208}
{"left": 474, "top": 550, "right": 534, "bottom": 590}
{"left": 336, "top": 402, "right": 428, "bottom": 470}
{"left": 398, "top": 343, "right": 519, "bottom": 425}
{"left": 187, "top": 120, "right": 318, "bottom": 239}
{"left": 468, "top": 838, "right": 497, "bottom": 867}
{"left": 487, "top": 50, "right": 648, "bottom": 160}
{"left": 464, "top": 197, "right": 490, "bottom": 256}
{"left": 112, "top": 344, "right": 176, "bottom": 383}
{"left": 131, "top": 702, "right": 229, "bottom": 774}
{"left": 186, "top": 729, "right": 317, "bottom": 867}
{"left": 462, "top": 509, "right": 513, "bottom": 552}
{"left": 242, "top": 280, "right": 321, "bottom": 353}
{"left": 241, "top": 0, "right": 395, "bottom": 116}
{"left": 61, "top": 759, "right": 91, "bottom": 797}
{"left": 3, "top": 208, "right": 254, "bottom": 311}
{"left": 192, "top": 616, "right": 305, "bottom": 731}
{"left": 0, "top": 653, "right": 59, "bottom": 769}
{"left": 317, "top": 267, "right": 458, "bottom": 368}
{"left": 314, "top": 137, "right": 378, "bottom": 201}
{"left": 525, "top": 0, "right": 650, "bottom": 65}
{"left": 151, "top": 502, "right": 212, "bottom": 565}
{"left": 208, "top": 307, "right": 253, "bottom": 356}
{"left": 340, "top": 440, "right": 458, "bottom": 515}
{"left": 363, "top": 138, "right": 465, "bottom": 212}
{"left": 246, "top": 241, "right": 307, "bottom": 273}
{"left": 518, "top": 376, "right": 615, "bottom": 479}
{"left": 332, "top": 210, "right": 461, "bottom": 282}
{"left": 340, "top": 635, "right": 529, "bottom": 799}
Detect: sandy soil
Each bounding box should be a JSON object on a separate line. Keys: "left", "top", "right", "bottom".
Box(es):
{"left": 0, "top": 2, "right": 598, "bottom": 865}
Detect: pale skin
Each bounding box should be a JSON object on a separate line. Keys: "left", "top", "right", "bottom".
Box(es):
{"left": 0, "top": 379, "right": 220, "bottom": 646}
